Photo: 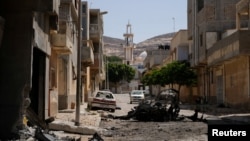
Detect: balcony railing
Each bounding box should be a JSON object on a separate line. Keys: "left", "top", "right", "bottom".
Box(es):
{"left": 81, "top": 40, "right": 94, "bottom": 66}
{"left": 51, "top": 33, "right": 73, "bottom": 54}
{"left": 60, "top": 0, "right": 78, "bottom": 19}
{"left": 50, "top": 22, "right": 74, "bottom": 54}
{"left": 89, "top": 24, "right": 101, "bottom": 41}
{"left": 90, "top": 53, "right": 100, "bottom": 69}
{"left": 207, "top": 30, "right": 250, "bottom": 66}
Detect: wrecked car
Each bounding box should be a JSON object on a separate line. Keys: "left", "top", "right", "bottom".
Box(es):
{"left": 88, "top": 90, "right": 117, "bottom": 112}
{"left": 112, "top": 89, "right": 181, "bottom": 122}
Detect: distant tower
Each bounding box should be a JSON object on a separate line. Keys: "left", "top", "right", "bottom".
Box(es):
{"left": 122, "top": 21, "right": 136, "bottom": 65}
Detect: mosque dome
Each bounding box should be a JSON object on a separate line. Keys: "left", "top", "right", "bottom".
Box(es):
{"left": 138, "top": 51, "right": 147, "bottom": 59}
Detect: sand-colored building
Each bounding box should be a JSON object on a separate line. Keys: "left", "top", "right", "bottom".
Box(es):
{"left": 188, "top": 0, "right": 250, "bottom": 109}
{"left": 89, "top": 9, "right": 107, "bottom": 95}
{"left": 49, "top": 0, "right": 79, "bottom": 115}
{"left": 163, "top": 30, "right": 198, "bottom": 103}
{"left": 0, "top": 0, "right": 106, "bottom": 138}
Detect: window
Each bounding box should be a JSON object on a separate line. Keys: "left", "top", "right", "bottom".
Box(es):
{"left": 82, "top": 4, "right": 86, "bottom": 14}
{"left": 197, "top": 0, "right": 204, "bottom": 12}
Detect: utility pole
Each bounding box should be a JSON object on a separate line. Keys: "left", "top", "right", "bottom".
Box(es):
{"left": 106, "top": 59, "right": 109, "bottom": 90}
{"left": 172, "top": 17, "right": 175, "bottom": 32}
{"left": 75, "top": 0, "right": 82, "bottom": 126}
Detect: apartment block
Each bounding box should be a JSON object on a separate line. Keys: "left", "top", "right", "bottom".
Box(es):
{"left": 162, "top": 30, "right": 198, "bottom": 103}
{"left": 89, "top": 9, "right": 107, "bottom": 95}
{"left": 188, "top": 0, "right": 250, "bottom": 109}
{"left": 81, "top": 1, "right": 94, "bottom": 102}
{"left": 50, "top": 0, "right": 80, "bottom": 113}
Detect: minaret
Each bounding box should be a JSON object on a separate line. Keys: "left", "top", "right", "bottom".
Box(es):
{"left": 123, "top": 21, "right": 135, "bottom": 65}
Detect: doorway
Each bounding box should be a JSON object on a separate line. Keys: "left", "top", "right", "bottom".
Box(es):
{"left": 30, "top": 48, "right": 46, "bottom": 120}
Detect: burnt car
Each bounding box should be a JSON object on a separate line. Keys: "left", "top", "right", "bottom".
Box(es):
{"left": 155, "top": 88, "right": 179, "bottom": 104}
{"left": 119, "top": 89, "right": 180, "bottom": 121}
{"left": 87, "top": 90, "right": 116, "bottom": 112}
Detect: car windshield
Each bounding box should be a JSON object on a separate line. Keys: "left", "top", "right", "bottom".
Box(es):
{"left": 96, "top": 91, "right": 114, "bottom": 99}
{"left": 131, "top": 90, "right": 144, "bottom": 95}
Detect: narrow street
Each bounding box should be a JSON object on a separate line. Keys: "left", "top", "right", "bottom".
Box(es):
{"left": 2, "top": 1, "right": 250, "bottom": 140}
{"left": 94, "top": 93, "right": 208, "bottom": 141}
{"left": 113, "top": 94, "right": 136, "bottom": 117}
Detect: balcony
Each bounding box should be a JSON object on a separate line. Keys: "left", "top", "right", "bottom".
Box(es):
{"left": 81, "top": 40, "right": 94, "bottom": 66}
{"left": 60, "top": 0, "right": 78, "bottom": 19}
{"left": 34, "top": 0, "right": 60, "bottom": 15}
{"left": 50, "top": 33, "right": 73, "bottom": 54}
{"left": 207, "top": 30, "right": 250, "bottom": 66}
{"left": 89, "top": 24, "right": 101, "bottom": 42}
{"left": 90, "top": 53, "right": 101, "bottom": 69}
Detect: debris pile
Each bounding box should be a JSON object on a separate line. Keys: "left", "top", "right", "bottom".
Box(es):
{"left": 8, "top": 108, "right": 81, "bottom": 141}
{"left": 88, "top": 132, "right": 104, "bottom": 141}
{"left": 111, "top": 100, "right": 180, "bottom": 121}
{"left": 14, "top": 126, "right": 81, "bottom": 141}
{"left": 111, "top": 100, "right": 206, "bottom": 122}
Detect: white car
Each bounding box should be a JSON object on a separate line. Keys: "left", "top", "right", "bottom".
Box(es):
{"left": 88, "top": 90, "right": 116, "bottom": 112}
{"left": 130, "top": 90, "right": 145, "bottom": 104}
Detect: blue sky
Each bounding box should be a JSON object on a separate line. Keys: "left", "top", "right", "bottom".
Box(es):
{"left": 87, "top": 0, "right": 187, "bottom": 43}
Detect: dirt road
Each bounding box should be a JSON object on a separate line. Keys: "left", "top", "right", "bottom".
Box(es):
{"left": 97, "top": 94, "right": 208, "bottom": 141}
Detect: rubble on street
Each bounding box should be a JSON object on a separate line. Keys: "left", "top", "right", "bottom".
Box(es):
{"left": 108, "top": 99, "right": 206, "bottom": 122}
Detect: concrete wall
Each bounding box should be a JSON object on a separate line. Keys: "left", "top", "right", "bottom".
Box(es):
{"left": 177, "top": 46, "right": 189, "bottom": 61}
{"left": 49, "top": 90, "right": 58, "bottom": 117}
{"left": 0, "top": 12, "right": 34, "bottom": 138}
{"left": 224, "top": 56, "right": 250, "bottom": 108}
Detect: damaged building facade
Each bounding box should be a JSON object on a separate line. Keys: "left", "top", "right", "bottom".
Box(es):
{"left": 0, "top": 0, "right": 61, "bottom": 138}
{"left": 0, "top": 0, "right": 106, "bottom": 139}
{"left": 188, "top": 0, "right": 250, "bottom": 109}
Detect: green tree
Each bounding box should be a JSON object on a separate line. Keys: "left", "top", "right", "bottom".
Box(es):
{"left": 142, "top": 61, "right": 197, "bottom": 101}
{"left": 142, "top": 68, "right": 163, "bottom": 86}
{"left": 105, "top": 55, "right": 122, "bottom": 63}
{"left": 108, "top": 63, "right": 136, "bottom": 93}
{"left": 160, "top": 60, "right": 197, "bottom": 101}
